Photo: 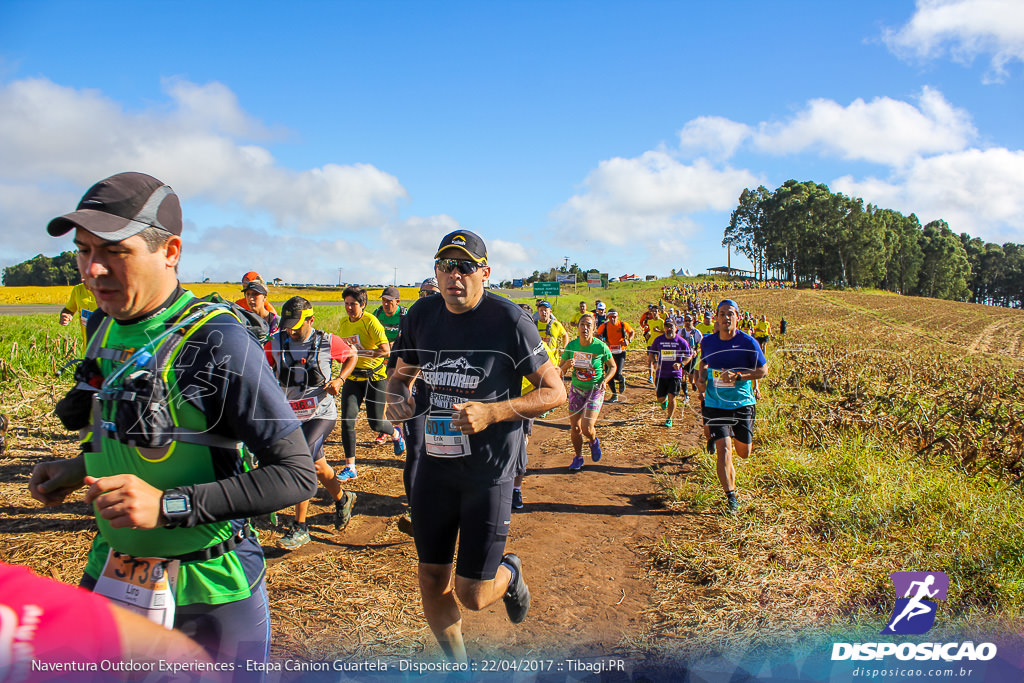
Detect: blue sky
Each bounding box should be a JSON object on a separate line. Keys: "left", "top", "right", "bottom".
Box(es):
{"left": 1, "top": 1, "right": 1022, "bottom": 286}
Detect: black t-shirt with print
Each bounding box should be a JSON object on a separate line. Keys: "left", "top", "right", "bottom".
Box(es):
{"left": 395, "top": 291, "right": 548, "bottom": 483}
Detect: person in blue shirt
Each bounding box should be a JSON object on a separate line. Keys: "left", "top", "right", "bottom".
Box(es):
{"left": 697, "top": 299, "right": 768, "bottom": 514}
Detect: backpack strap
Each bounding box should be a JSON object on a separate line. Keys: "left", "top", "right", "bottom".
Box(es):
{"left": 93, "top": 300, "right": 246, "bottom": 451}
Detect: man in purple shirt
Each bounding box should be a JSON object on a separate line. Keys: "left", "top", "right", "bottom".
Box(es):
{"left": 647, "top": 320, "right": 693, "bottom": 428}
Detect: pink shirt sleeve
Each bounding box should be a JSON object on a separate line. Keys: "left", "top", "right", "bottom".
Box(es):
{"left": 263, "top": 340, "right": 275, "bottom": 368}
{"left": 0, "top": 563, "right": 122, "bottom": 678}
{"left": 329, "top": 334, "right": 354, "bottom": 363}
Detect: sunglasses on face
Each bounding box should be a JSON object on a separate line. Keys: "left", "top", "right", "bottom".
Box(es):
{"left": 435, "top": 258, "right": 482, "bottom": 275}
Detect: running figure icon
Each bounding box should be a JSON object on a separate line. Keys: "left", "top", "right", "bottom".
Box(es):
{"left": 882, "top": 572, "right": 948, "bottom": 635}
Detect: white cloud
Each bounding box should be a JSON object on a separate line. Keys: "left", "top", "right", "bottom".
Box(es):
{"left": 553, "top": 151, "right": 760, "bottom": 245}
{"left": 752, "top": 87, "right": 975, "bottom": 165}
{"left": 678, "top": 116, "right": 751, "bottom": 161}
{"left": 833, "top": 147, "right": 1024, "bottom": 242}
{"left": 883, "top": 0, "right": 1024, "bottom": 82}
{"left": 177, "top": 215, "right": 537, "bottom": 287}
{"left": 0, "top": 76, "right": 408, "bottom": 266}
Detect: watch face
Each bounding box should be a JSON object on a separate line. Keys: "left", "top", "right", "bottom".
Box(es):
{"left": 164, "top": 496, "right": 189, "bottom": 514}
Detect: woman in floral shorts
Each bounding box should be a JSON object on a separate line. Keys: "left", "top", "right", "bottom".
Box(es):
{"left": 559, "top": 314, "right": 617, "bottom": 472}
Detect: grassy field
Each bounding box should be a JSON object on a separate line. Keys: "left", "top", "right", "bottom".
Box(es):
{"left": 644, "top": 285, "right": 1024, "bottom": 654}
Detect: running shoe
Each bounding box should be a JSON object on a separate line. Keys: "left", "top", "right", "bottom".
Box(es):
{"left": 683, "top": 395, "right": 690, "bottom": 405}
{"left": 589, "top": 438, "right": 602, "bottom": 462}
{"left": 277, "top": 524, "right": 310, "bottom": 550}
{"left": 664, "top": 419, "right": 673, "bottom": 428}
{"left": 501, "top": 553, "right": 531, "bottom": 624}
{"left": 512, "top": 489, "right": 524, "bottom": 510}
{"left": 648, "top": 374, "right": 654, "bottom": 385}
{"left": 727, "top": 492, "right": 740, "bottom": 515}
{"left": 334, "top": 491, "right": 357, "bottom": 530}
{"left": 373, "top": 433, "right": 388, "bottom": 446}
{"left": 606, "top": 394, "right": 618, "bottom": 404}
{"left": 397, "top": 512, "right": 413, "bottom": 535}
{"left": 393, "top": 429, "right": 406, "bottom": 455}
{"left": 660, "top": 400, "right": 668, "bottom": 410}
{"left": 337, "top": 466, "right": 358, "bottom": 481}
{"left": 569, "top": 455, "right": 585, "bottom": 472}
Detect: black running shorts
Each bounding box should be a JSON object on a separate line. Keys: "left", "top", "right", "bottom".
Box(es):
{"left": 411, "top": 462, "right": 513, "bottom": 581}
{"left": 702, "top": 404, "right": 756, "bottom": 445}
{"left": 655, "top": 376, "right": 682, "bottom": 399}
{"left": 301, "top": 417, "right": 336, "bottom": 462}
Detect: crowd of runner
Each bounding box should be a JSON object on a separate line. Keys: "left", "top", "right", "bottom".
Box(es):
{"left": 9, "top": 170, "right": 789, "bottom": 679}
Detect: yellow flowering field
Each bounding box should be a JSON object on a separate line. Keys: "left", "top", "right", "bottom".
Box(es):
{"left": 0, "top": 284, "right": 421, "bottom": 306}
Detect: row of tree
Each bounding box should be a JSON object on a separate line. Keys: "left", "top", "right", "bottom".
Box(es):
{"left": 2, "top": 251, "right": 80, "bottom": 287}
{"left": 724, "top": 180, "right": 1024, "bottom": 307}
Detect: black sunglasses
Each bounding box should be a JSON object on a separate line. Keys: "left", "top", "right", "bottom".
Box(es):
{"left": 435, "top": 258, "right": 482, "bottom": 275}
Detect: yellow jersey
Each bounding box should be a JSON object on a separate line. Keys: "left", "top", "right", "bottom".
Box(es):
{"left": 337, "top": 313, "right": 389, "bottom": 381}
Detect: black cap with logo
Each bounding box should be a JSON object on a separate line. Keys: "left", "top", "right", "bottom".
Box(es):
{"left": 434, "top": 229, "right": 487, "bottom": 263}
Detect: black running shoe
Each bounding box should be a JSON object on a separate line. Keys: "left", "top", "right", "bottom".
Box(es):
{"left": 501, "top": 553, "right": 530, "bottom": 624}
{"left": 511, "top": 489, "right": 524, "bottom": 510}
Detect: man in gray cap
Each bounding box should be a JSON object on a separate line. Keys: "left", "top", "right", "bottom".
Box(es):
{"left": 29, "top": 172, "right": 315, "bottom": 669}
{"left": 387, "top": 229, "right": 566, "bottom": 663}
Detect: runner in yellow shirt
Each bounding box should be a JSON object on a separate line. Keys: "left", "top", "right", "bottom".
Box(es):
{"left": 59, "top": 281, "right": 97, "bottom": 347}
{"left": 535, "top": 301, "right": 569, "bottom": 360}
{"left": 569, "top": 300, "right": 592, "bottom": 335}
{"left": 754, "top": 315, "right": 772, "bottom": 351}
{"left": 336, "top": 286, "right": 404, "bottom": 480}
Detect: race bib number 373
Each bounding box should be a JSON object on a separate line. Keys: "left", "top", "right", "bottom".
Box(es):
{"left": 94, "top": 550, "right": 180, "bottom": 629}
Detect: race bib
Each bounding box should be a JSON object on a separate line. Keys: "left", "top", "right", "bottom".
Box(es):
{"left": 572, "top": 351, "right": 593, "bottom": 369}
{"left": 609, "top": 345, "right": 621, "bottom": 353}
{"left": 80, "top": 309, "right": 93, "bottom": 325}
{"left": 711, "top": 369, "right": 735, "bottom": 388}
{"left": 342, "top": 334, "right": 363, "bottom": 350}
{"left": 660, "top": 350, "right": 677, "bottom": 361}
{"left": 94, "top": 550, "right": 179, "bottom": 628}
{"left": 424, "top": 414, "right": 471, "bottom": 458}
{"left": 288, "top": 396, "right": 320, "bottom": 420}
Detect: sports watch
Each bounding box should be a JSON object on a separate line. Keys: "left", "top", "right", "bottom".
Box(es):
{"left": 160, "top": 491, "right": 192, "bottom": 528}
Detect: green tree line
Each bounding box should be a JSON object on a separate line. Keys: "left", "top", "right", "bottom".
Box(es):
{"left": 2, "top": 251, "right": 80, "bottom": 286}
{"left": 725, "top": 180, "right": 1024, "bottom": 307}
